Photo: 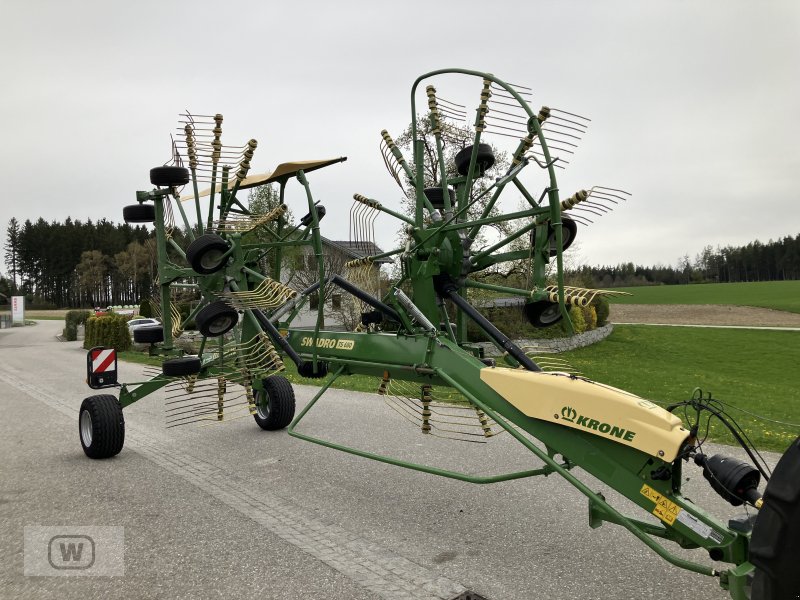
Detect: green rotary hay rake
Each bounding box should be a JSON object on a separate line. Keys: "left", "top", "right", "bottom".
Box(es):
{"left": 78, "top": 68, "right": 799, "bottom": 600}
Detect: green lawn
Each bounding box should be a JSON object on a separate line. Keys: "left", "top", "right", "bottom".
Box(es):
{"left": 118, "top": 324, "right": 799, "bottom": 452}
{"left": 607, "top": 280, "right": 800, "bottom": 313}
{"left": 559, "top": 325, "right": 799, "bottom": 452}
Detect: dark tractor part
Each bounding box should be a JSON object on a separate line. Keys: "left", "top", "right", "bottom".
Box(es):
{"left": 694, "top": 453, "right": 762, "bottom": 507}
{"left": 749, "top": 436, "right": 800, "bottom": 600}
{"left": 79, "top": 395, "right": 125, "bottom": 459}
{"left": 523, "top": 300, "right": 564, "bottom": 328}
{"left": 300, "top": 202, "right": 326, "bottom": 226}
{"left": 186, "top": 234, "right": 230, "bottom": 275}
{"left": 435, "top": 276, "right": 540, "bottom": 373}
{"left": 196, "top": 301, "right": 238, "bottom": 337}
{"left": 531, "top": 216, "right": 578, "bottom": 257}
{"left": 162, "top": 356, "right": 202, "bottom": 377}
{"left": 150, "top": 165, "right": 190, "bottom": 187}
{"left": 454, "top": 143, "right": 495, "bottom": 176}
{"left": 253, "top": 375, "right": 296, "bottom": 430}
{"left": 123, "top": 203, "right": 155, "bottom": 224}
{"left": 133, "top": 325, "right": 164, "bottom": 344}
{"left": 297, "top": 360, "right": 329, "bottom": 379}
{"left": 423, "top": 187, "right": 456, "bottom": 210}
{"left": 330, "top": 275, "right": 400, "bottom": 322}
{"left": 361, "top": 310, "right": 384, "bottom": 327}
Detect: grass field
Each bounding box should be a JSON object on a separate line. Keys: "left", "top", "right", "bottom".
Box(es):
{"left": 559, "top": 325, "right": 799, "bottom": 452}
{"left": 120, "top": 324, "right": 799, "bottom": 452}
{"left": 608, "top": 280, "right": 800, "bottom": 313}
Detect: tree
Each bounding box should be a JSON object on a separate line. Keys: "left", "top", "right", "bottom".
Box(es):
{"left": 247, "top": 182, "right": 296, "bottom": 277}
{"left": 394, "top": 116, "right": 509, "bottom": 234}
{"left": 115, "top": 241, "right": 151, "bottom": 304}
{"left": 77, "top": 250, "right": 110, "bottom": 306}
{"left": 4, "top": 217, "right": 20, "bottom": 290}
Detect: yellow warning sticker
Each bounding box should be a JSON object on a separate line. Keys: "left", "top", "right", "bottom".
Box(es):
{"left": 640, "top": 484, "right": 682, "bottom": 525}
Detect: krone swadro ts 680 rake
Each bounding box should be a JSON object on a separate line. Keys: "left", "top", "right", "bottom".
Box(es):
{"left": 78, "top": 69, "right": 799, "bottom": 600}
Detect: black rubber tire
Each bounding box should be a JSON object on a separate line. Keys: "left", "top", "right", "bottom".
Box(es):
{"left": 79, "top": 395, "right": 125, "bottom": 459}
{"left": 297, "top": 360, "right": 329, "bottom": 379}
{"left": 523, "top": 300, "right": 564, "bottom": 328}
{"left": 123, "top": 203, "right": 155, "bottom": 224}
{"left": 454, "top": 143, "right": 495, "bottom": 176}
{"left": 150, "top": 165, "right": 190, "bottom": 187}
{"left": 196, "top": 301, "right": 238, "bottom": 337}
{"left": 162, "top": 356, "right": 202, "bottom": 377}
{"left": 423, "top": 187, "right": 456, "bottom": 211}
{"left": 749, "top": 435, "right": 800, "bottom": 600}
{"left": 531, "top": 217, "right": 578, "bottom": 257}
{"left": 133, "top": 325, "right": 164, "bottom": 344}
{"left": 253, "top": 375, "right": 296, "bottom": 430}
{"left": 186, "top": 234, "right": 230, "bottom": 275}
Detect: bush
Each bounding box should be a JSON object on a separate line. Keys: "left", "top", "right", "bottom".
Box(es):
{"left": 83, "top": 314, "right": 131, "bottom": 351}
{"left": 594, "top": 296, "right": 610, "bottom": 327}
{"left": 582, "top": 304, "right": 598, "bottom": 331}
{"left": 466, "top": 302, "right": 578, "bottom": 342}
{"left": 63, "top": 309, "right": 92, "bottom": 341}
{"left": 568, "top": 305, "right": 587, "bottom": 334}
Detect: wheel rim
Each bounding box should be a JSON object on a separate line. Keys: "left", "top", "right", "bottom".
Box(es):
{"left": 256, "top": 391, "right": 270, "bottom": 419}
{"left": 208, "top": 315, "right": 235, "bottom": 335}
{"left": 200, "top": 249, "right": 224, "bottom": 271}
{"left": 80, "top": 410, "right": 93, "bottom": 447}
{"left": 540, "top": 304, "right": 562, "bottom": 324}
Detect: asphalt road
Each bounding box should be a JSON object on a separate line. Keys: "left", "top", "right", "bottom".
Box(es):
{"left": 0, "top": 321, "right": 778, "bottom": 600}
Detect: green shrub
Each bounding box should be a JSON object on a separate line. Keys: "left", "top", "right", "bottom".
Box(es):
{"left": 83, "top": 314, "right": 131, "bottom": 351}
{"left": 63, "top": 310, "right": 92, "bottom": 341}
{"left": 568, "top": 305, "right": 587, "bottom": 334}
{"left": 583, "top": 304, "right": 598, "bottom": 331}
{"left": 63, "top": 322, "right": 77, "bottom": 341}
{"left": 466, "top": 302, "right": 575, "bottom": 342}
{"left": 594, "top": 296, "right": 610, "bottom": 327}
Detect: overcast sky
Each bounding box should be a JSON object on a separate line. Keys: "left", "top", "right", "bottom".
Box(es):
{"left": 1, "top": 0, "right": 798, "bottom": 269}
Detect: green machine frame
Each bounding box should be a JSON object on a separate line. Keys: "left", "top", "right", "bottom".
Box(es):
{"left": 83, "top": 68, "right": 799, "bottom": 600}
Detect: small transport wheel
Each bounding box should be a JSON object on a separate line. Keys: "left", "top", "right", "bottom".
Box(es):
{"left": 186, "top": 234, "right": 230, "bottom": 275}
{"left": 79, "top": 395, "right": 125, "bottom": 459}
{"left": 123, "top": 203, "right": 155, "bottom": 224}
{"left": 196, "top": 301, "right": 238, "bottom": 337}
{"left": 133, "top": 325, "right": 164, "bottom": 344}
{"left": 150, "top": 165, "right": 190, "bottom": 187}
{"left": 531, "top": 216, "right": 578, "bottom": 257}
{"left": 749, "top": 435, "right": 800, "bottom": 600}
{"left": 523, "top": 300, "right": 563, "bottom": 328}
{"left": 162, "top": 356, "right": 202, "bottom": 377}
{"left": 253, "top": 375, "right": 296, "bottom": 430}
{"left": 454, "top": 143, "right": 495, "bottom": 176}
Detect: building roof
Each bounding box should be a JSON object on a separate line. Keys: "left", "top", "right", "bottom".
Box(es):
{"left": 324, "top": 239, "right": 393, "bottom": 264}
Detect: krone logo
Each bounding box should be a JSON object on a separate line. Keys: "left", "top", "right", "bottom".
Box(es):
{"left": 561, "top": 406, "right": 577, "bottom": 422}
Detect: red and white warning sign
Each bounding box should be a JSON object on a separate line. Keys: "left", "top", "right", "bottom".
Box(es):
{"left": 86, "top": 346, "right": 118, "bottom": 389}
{"left": 91, "top": 348, "right": 116, "bottom": 373}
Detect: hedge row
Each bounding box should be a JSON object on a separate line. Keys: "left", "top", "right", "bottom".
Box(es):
{"left": 83, "top": 314, "right": 131, "bottom": 351}
{"left": 62, "top": 310, "right": 92, "bottom": 341}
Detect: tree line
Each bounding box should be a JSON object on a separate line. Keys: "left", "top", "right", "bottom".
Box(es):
{"left": 3, "top": 210, "right": 799, "bottom": 309}
{"left": 2, "top": 216, "right": 168, "bottom": 307}
{"left": 570, "top": 235, "right": 800, "bottom": 288}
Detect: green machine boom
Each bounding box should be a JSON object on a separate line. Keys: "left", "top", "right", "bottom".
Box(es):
{"left": 77, "top": 69, "right": 799, "bottom": 600}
